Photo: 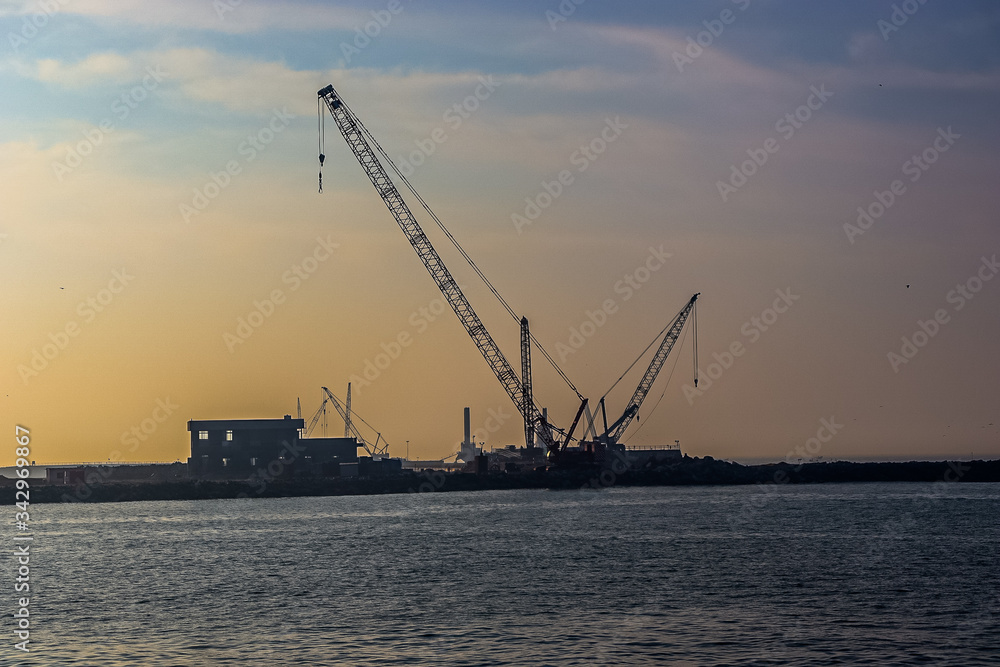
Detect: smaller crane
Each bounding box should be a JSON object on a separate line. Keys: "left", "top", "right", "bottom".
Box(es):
{"left": 304, "top": 393, "right": 329, "bottom": 438}
{"left": 322, "top": 386, "right": 389, "bottom": 458}
{"left": 596, "top": 293, "right": 699, "bottom": 448}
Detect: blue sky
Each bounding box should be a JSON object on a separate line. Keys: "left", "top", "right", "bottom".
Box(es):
{"left": 2, "top": 0, "right": 999, "bottom": 464}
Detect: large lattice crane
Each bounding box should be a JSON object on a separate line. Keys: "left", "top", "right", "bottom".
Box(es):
{"left": 318, "top": 84, "right": 561, "bottom": 454}
{"left": 598, "top": 293, "right": 699, "bottom": 446}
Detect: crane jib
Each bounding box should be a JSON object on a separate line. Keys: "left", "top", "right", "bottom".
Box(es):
{"left": 319, "top": 85, "right": 698, "bottom": 455}
{"left": 318, "top": 86, "right": 555, "bottom": 449}
{"left": 604, "top": 294, "right": 699, "bottom": 443}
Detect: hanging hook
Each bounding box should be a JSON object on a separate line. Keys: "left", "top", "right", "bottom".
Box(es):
{"left": 692, "top": 297, "right": 699, "bottom": 387}
{"left": 317, "top": 97, "right": 326, "bottom": 194}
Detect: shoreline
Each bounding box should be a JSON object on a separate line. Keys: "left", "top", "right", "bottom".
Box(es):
{"left": 6, "top": 457, "right": 1000, "bottom": 505}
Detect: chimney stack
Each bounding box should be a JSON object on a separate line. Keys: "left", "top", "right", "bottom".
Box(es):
{"left": 464, "top": 407, "right": 471, "bottom": 446}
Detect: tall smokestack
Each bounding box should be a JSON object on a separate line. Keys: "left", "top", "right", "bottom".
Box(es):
{"left": 464, "top": 407, "right": 471, "bottom": 446}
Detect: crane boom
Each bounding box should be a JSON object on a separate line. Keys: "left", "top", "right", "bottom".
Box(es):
{"left": 305, "top": 395, "right": 328, "bottom": 438}
{"left": 520, "top": 317, "right": 534, "bottom": 449}
{"left": 321, "top": 386, "right": 388, "bottom": 457}
{"left": 318, "top": 84, "right": 556, "bottom": 451}
{"left": 603, "top": 293, "right": 699, "bottom": 444}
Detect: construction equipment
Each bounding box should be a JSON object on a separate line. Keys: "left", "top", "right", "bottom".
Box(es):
{"left": 318, "top": 84, "right": 562, "bottom": 455}
{"left": 317, "top": 84, "right": 699, "bottom": 466}
{"left": 520, "top": 317, "right": 534, "bottom": 449}
{"left": 321, "top": 386, "right": 389, "bottom": 458}
{"left": 594, "top": 293, "right": 699, "bottom": 447}
{"left": 304, "top": 393, "right": 329, "bottom": 438}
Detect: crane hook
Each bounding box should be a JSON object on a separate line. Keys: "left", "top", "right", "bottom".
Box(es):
{"left": 318, "top": 153, "right": 325, "bottom": 194}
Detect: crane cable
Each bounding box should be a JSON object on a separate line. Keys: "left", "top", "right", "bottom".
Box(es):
{"left": 318, "top": 98, "right": 326, "bottom": 193}
{"left": 325, "top": 388, "right": 390, "bottom": 451}
{"left": 598, "top": 310, "right": 681, "bottom": 403}
{"left": 692, "top": 298, "right": 699, "bottom": 387}
{"left": 623, "top": 321, "right": 691, "bottom": 444}
{"left": 329, "top": 96, "right": 584, "bottom": 401}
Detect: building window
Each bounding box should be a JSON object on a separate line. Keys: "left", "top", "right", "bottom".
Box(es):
{"left": 250, "top": 457, "right": 258, "bottom": 467}
{"left": 222, "top": 458, "right": 231, "bottom": 468}
{"left": 199, "top": 431, "right": 208, "bottom": 440}
{"left": 226, "top": 430, "right": 233, "bottom": 441}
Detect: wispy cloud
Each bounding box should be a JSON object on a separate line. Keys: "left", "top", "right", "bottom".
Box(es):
{"left": 2, "top": 0, "right": 367, "bottom": 33}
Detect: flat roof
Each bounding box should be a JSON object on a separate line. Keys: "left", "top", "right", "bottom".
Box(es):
{"left": 188, "top": 418, "right": 305, "bottom": 431}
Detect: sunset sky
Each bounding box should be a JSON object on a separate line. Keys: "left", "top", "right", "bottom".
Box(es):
{"left": 2, "top": 0, "right": 998, "bottom": 465}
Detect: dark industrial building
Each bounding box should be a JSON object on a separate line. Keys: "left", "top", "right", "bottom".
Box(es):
{"left": 187, "top": 416, "right": 361, "bottom": 478}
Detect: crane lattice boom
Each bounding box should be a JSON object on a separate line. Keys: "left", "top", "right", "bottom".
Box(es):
{"left": 318, "top": 85, "right": 556, "bottom": 452}
{"left": 603, "top": 293, "right": 699, "bottom": 444}
{"left": 321, "top": 386, "right": 388, "bottom": 458}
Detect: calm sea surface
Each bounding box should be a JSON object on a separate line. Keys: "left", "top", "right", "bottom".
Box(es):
{"left": 18, "top": 483, "right": 1000, "bottom": 665}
